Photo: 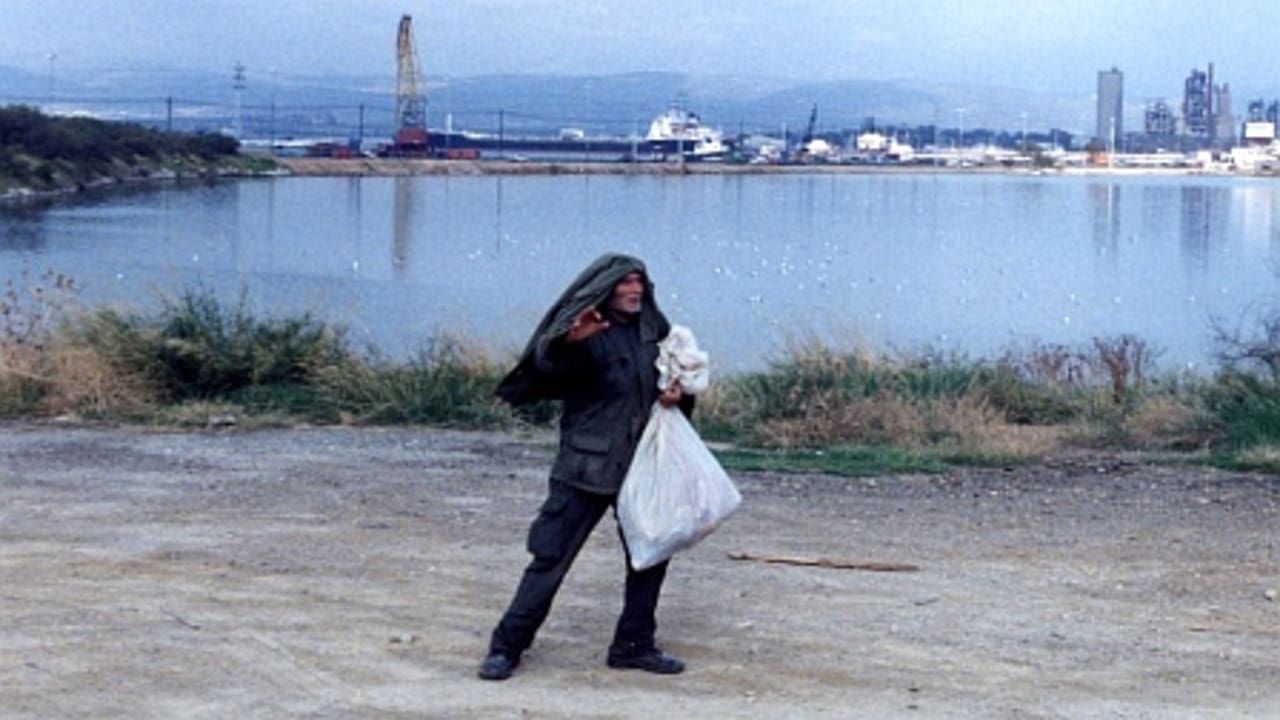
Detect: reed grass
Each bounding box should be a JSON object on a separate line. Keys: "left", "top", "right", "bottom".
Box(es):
{"left": 2, "top": 278, "right": 1278, "bottom": 474}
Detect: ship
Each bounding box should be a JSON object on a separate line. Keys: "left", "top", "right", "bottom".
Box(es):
{"left": 414, "top": 104, "right": 728, "bottom": 161}
{"left": 644, "top": 103, "right": 726, "bottom": 160}
{"left": 423, "top": 128, "right": 640, "bottom": 157}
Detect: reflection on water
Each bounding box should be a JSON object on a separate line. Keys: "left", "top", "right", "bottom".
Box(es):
{"left": 494, "top": 177, "right": 503, "bottom": 253}
{"left": 1089, "top": 183, "right": 1121, "bottom": 258}
{"left": 3, "top": 174, "right": 1280, "bottom": 369}
{"left": 1180, "top": 186, "right": 1220, "bottom": 272}
{"left": 1, "top": 215, "right": 44, "bottom": 252}
{"left": 392, "top": 176, "right": 413, "bottom": 276}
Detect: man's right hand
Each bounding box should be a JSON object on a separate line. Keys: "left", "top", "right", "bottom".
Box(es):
{"left": 566, "top": 307, "right": 610, "bottom": 343}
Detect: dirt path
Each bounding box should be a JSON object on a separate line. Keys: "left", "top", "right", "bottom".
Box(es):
{"left": 1, "top": 422, "right": 1276, "bottom": 718}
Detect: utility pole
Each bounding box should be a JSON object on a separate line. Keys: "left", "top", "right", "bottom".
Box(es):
{"left": 166, "top": 96, "right": 173, "bottom": 133}
{"left": 933, "top": 104, "right": 941, "bottom": 166}
{"left": 232, "top": 62, "right": 246, "bottom": 140}
{"left": 498, "top": 109, "right": 504, "bottom": 159}
{"left": 269, "top": 68, "right": 277, "bottom": 154}
{"left": 357, "top": 104, "right": 365, "bottom": 151}
{"left": 46, "top": 53, "right": 57, "bottom": 113}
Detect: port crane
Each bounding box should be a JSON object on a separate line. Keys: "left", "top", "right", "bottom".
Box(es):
{"left": 389, "top": 14, "right": 429, "bottom": 155}
{"left": 794, "top": 104, "right": 830, "bottom": 162}
{"left": 801, "top": 104, "right": 818, "bottom": 148}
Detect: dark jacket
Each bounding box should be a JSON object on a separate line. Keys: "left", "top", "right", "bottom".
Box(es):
{"left": 495, "top": 253, "right": 674, "bottom": 494}
{"left": 540, "top": 317, "right": 660, "bottom": 493}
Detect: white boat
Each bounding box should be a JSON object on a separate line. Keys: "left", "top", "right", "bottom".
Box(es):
{"left": 645, "top": 103, "right": 725, "bottom": 160}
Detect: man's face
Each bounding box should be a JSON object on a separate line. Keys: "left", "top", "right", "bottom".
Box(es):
{"left": 608, "top": 271, "right": 645, "bottom": 315}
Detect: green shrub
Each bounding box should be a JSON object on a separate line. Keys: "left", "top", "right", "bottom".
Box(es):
{"left": 151, "top": 290, "right": 347, "bottom": 399}
{"left": 76, "top": 290, "right": 348, "bottom": 403}
{"left": 0, "top": 105, "right": 239, "bottom": 169}
{"left": 321, "top": 335, "right": 511, "bottom": 427}
{"left": 1203, "top": 370, "right": 1280, "bottom": 449}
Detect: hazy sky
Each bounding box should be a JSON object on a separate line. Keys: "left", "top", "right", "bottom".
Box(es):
{"left": 4, "top": 0, "right": 1280, "bottom": 99}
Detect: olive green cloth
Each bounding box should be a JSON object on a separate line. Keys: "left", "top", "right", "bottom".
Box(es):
{"left": 495, "top": 253, "right": 671, "bottom": 407}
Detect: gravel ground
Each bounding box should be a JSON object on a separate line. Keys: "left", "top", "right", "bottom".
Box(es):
{"left": 1, "top": 421, "right": 1276, "bottom": 719}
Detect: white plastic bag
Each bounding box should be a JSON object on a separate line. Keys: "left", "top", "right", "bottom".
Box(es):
{"left": 618, "top": 403, "right": 742, "bottom": 571}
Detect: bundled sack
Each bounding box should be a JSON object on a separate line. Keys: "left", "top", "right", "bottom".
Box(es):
{"left": 618, "top": 327, "right": 741, "bottom": 571}
{"left": 656, "top": 324, "right": 709, "bottom": 394}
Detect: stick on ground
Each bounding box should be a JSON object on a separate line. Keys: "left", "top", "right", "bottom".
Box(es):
{"left": 727, "top": 551, "right": 920, "bottom": 572}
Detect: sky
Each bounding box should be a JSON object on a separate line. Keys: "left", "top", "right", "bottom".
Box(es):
{"left": 3, "top": 0, "right": 1280, "bottom": 100}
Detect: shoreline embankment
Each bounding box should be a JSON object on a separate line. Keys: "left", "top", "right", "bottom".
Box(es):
{"left": 5, "top": 157, "right": 1270, "bottom": 204}
{"left": 274, "top": 157, "right": 1267, "bottom": 179}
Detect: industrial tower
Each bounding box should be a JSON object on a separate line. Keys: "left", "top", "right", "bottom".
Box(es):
{"left": 393, "top": 14, "right": 428, "bottom": 153}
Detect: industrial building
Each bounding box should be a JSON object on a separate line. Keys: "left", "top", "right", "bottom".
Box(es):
{"left": 1183, "top": 66, "right": 1213, "bottom": 140}
{"left": 1177, "top": 63, "right": 1233, "bottom": 148}
{"left": 1214, "top": 83, "right": 1235, "bottom": 146}
{"left": 1144, "top": 99, "right": 1176, "bottom": 136}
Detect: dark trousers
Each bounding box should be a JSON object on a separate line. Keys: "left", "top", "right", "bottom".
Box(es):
{"left": 489, "top": 479, "right": 669, "bottom": 658}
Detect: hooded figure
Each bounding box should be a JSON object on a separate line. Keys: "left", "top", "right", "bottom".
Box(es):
{"left": 480, "top": 252, "right": 688, "bottom": 681}
{"left": 496, "top": 253, "right": 670, "bottom": 406}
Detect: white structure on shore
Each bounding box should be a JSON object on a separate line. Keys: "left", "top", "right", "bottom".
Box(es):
{"left": 852, "top": 132, "right": 914, "bottom": 162}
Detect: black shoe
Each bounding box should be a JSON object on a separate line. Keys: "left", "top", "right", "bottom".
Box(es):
{"left": 478, "top": 651, "right": 520, "bottom": 680}
{"left": 606, "top": 648, "right": 685, "bottom": 674}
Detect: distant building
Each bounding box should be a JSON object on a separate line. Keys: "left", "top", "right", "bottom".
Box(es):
{"left": 1241, "top": 121, "right": 1275, "bottom": 146}
{"left": 1183, "top": 66, "right": 1213, "bottom": 140}
{"left": 1214, "top": 83, "right": 1235, "bottom": 146}
{"left": 1096, "top": 67, "right": 1124, "bottom": 148}
{"left": 1144, "top": 99, "right": 1176, "bottom": 136}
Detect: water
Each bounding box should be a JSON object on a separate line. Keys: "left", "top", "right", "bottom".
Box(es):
{"left": 3, "top": 173, "right": 1280, "bottom": 371}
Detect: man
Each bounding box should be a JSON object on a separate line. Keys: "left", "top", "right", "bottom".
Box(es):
{"left": 479, "top": 253, "right": 690, "bottom": 681}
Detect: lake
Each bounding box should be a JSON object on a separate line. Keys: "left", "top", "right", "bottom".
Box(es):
{"left": 3, "top": 172, "right": 1279, "bottom": 371}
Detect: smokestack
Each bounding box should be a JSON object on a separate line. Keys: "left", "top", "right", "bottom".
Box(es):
{"left": 1208, "top": 62, "right": 1216, "bottom": 142}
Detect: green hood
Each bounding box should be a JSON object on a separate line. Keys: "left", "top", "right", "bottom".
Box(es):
{"left": 496, "top": 253, "right": 670, "bottom": 406}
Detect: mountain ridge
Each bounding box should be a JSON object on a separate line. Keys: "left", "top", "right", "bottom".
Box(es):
{"left": 2, "top": 65, "right": 1095, "bottom": 139}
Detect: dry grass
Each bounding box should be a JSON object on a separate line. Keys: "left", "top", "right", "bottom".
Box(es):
{"left": 748, "top": 393, "right": 1060, "bottom": 459}
{"left": 37, "top": 339, "right": 159, "bottom": 416}
{"left": 0, "top": 345, "right": 45, "bottom": 415}
{"left": 1121, "top": 394, "right": 1206, "bottom": 450}
{"left": 1, "top": 331, "right": 160, "bottom": 419}
{"left": 1233, "top": 444, "right": 1280, "bottom": 472}
{"left": 152, "top": 400, "right": 253, "bottom": 429}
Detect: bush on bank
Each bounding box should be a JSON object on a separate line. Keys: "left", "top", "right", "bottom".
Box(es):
{"left": 1, "top": 105, "right": 269, "bottom": 195}
{"left": 2, "top": 278, "right": 1278, "bottom": 471}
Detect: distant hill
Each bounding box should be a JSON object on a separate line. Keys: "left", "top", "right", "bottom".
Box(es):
{"left": 424, "top": 72, "right": 1092, "bottom": 137}
{"left": 0, "top": 65, "right": 82, "bottom": 100}
{"left": 1, "top": 65, "right": 1095, "bottom": 140}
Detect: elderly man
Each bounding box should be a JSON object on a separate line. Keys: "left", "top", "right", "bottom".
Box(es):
{"left": 478, "top": 253, "right": 689, "bottom": 681}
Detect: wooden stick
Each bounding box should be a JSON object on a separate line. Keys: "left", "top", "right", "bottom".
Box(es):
{"left": 727, "top": 551, "right": 919, "bottom": 572}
